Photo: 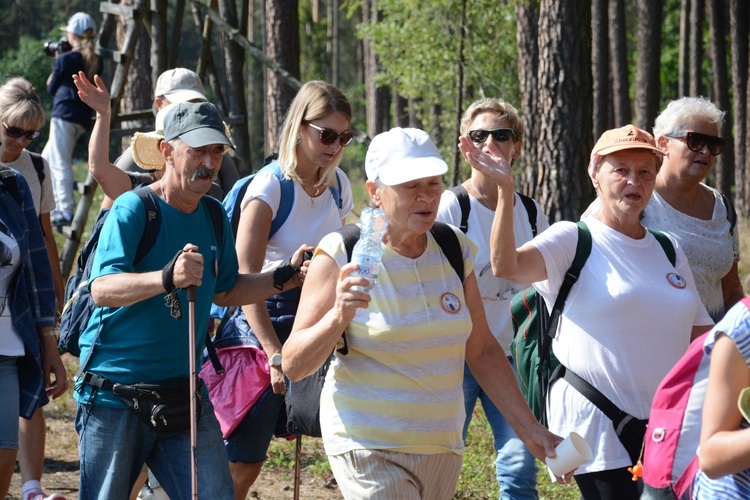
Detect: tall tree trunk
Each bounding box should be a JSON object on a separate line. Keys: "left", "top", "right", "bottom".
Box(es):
{"left": 246, "top": 0, "right": 263, "bottom": 173}
{"left": 264, "top": 0, "right": 300, "bottom": 153}
{"left": 679, "top": 0, "right": 691, "bottom": 96}
{"left": 151, "top": 0, "right": 167, "bottom": 87}
{"left": 515, "top": 0, "right": 540, "bottom": 199}
{"left": 392, "top": 86, "right": 408, "bottom": 127}
{"left": 536, "top": 0, "right": 593, "bottom": 221}
{"left": 730, "top": 0, "right": 749, "bottom": 214}
{"left": 218, "top": 0, "right": 250, "bottom": 171}
{"left": 708, "top": 0, "right": 733, "bottom": 195}
{"left": 117, "top": 0, "right": 152, "bottom": 153}
{"left": 592, "top": 0, "right": 609, "bottom": 140}
{"left": 634, "top": 0, "right": 663, "bottom": 131}
{"left": 327, "top": 0, "right": 340, "bottom": 87}
{"left": 363, "top": 0, "right": 389, "bottom": 140}
{"left": 609, "top": 0, "right": 630, "bottom": 126}
{"left": 452, "top": 0, "right": 467, "bottom": 188}
{"left": 689, "top": 0, "right": 704, "bottom": 96}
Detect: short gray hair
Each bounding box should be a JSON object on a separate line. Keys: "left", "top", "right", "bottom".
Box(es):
{"left": 653, "top": 97, "right": 725, "bottom": 138}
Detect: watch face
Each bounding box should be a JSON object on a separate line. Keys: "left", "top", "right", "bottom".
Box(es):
{"left": 270, "top": 353, "right": 282, "bottom": 366}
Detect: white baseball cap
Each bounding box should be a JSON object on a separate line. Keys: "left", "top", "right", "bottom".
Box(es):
{"left": 62, "top": 12, "right": 96, "bottom": 38}
{"left": 154, "top": 68, "right": 207, "bottom": 104}
{"left": 365, "top": 128, "right": 448, "bottom": 186}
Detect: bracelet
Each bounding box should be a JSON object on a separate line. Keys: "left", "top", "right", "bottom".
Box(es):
{"left": 272, "top": 259, "right": 298, "bottom": 291}
{"left": 162, "top": 249, "right": 182, "bottom": 294}
{"left": 40, "top": 329, "right": 59, "bottom": 339}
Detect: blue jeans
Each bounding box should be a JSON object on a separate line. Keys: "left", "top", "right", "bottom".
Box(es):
{"left": 0, "top": 356, "right": 20, "bottom": 450}
{"left": 463, "top": 360, "right": 538, "bottom": 500}
{"left": 75, "top": 392, "right": 233, "bottom": 499}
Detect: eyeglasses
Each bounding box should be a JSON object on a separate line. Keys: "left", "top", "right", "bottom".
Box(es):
{"left": 665, "top": 131, "right": 726, "bottom": 156}
{"left": 307, "top": 123, "right": 354, "bottom": 147}
{"left": 468, "top": 128, "right": 516, "bottom": 144}
{"left": 3, "top": 123, "right": 41, "bottom": 141}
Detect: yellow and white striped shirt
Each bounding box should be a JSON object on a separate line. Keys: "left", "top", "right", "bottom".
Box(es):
{"left": 316, "top": 226, "right": 476, "bottom": 456}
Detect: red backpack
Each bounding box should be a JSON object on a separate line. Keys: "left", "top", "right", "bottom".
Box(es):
{"left": 641, "top": 299, "right": 750, "bottom": 499}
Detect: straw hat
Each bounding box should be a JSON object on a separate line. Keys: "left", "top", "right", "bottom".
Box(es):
{"left": 130, "top": 104, "right": 177, "bottom": 171}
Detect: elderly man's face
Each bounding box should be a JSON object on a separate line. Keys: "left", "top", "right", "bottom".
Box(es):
{"left": 166, "top": 139, "right": 222, "bottom": 194}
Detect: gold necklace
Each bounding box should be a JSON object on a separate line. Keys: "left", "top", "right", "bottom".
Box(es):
{"left": 470, "top": 178, "right": 493, "bottom": 210}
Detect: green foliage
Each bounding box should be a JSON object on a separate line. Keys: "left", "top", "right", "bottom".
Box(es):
{"left": 357, "top": 0, "right": 520, "bottom": 157}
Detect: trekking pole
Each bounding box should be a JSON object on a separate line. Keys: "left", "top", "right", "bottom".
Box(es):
{"left": 187, "top": 285, "right": 199, "bottom": 499}
{"left": 294, "top": 434, "right": 302, "bottom": 500}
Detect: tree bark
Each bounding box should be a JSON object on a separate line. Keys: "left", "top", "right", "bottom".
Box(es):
{"left": 536, "top": 0, "right": 593, "bottom": 221}
{"left": 730, "top": 0, "right": 749, "bottom": 214}
{"left": 218, "top": 0, "right": 250, "bottom": 171}
{"left": 592, "top": 0, "right": 609, "bottom": 140}
{"left": 634, "top": 0, "right": 663, "bottom": 131}
{"left": 609, "top": 0, "right": 630, "bottom": 127}
{"left": 515, "top": 0, "right": 540, "bottom": 199}
{"left": 689, "top": 0, "right": 704, "bottom": 97}
{"left": 679, "top": 0, "right": 691, "bottom": 97}
{"left": 708, "top": 0, "right": 733, "bottom": 195}
{"left": 117, "top": 0, "right": 152, "bottom": 152}
{"left": 264, "top": 0, "right": 300, "bottom": 153}
{"left": 363, "top": 0, "right": 389, "bottom": 139}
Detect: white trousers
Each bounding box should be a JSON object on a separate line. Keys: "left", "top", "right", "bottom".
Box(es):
{"left": 41, "top": 117, "right": 85, "bottom": 214}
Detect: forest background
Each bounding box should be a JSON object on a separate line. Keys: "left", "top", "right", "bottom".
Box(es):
{"left": 2, "top": 1, "right": 750, "bottom": 498}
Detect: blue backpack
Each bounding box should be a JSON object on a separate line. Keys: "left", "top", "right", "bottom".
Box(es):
{"left": 58, "top": 187, "right": 225, "bottom": 357}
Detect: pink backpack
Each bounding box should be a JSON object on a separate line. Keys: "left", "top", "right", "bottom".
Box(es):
{"left": 642, "top": 328, "right": 713, "bottom": 499}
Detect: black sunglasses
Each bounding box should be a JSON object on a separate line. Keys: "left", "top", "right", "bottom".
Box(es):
{"left": 468, "top": 128, "right": 516, "bottom": 144}
{"left": 307, "top": 123, "right": 354, "bottom": 147}
{"left": 3, "top": 122, "right": 41, "bottom": 141}
{"left": 665, "top": 131, "right": 725, "bottom": 156}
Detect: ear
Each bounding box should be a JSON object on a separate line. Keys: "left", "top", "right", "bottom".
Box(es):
{"left": 511, "top": 141, "right": 522, "bottom": 164}
{"left": 365, "top": 180, "right": 381, "bottom": 207}
{"left": 656, "top": 135, "right": 670, "bottom": 156}
{"left": 159, "top": 139, "right": 172, "bottom": 163}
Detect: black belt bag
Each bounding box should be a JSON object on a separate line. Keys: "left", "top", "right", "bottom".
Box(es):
{"left": 82, "top": 372, "right": 200, "bottom": 433}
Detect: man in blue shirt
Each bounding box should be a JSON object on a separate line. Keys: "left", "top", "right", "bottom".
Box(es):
{"left": 73, "top": 102, "right": 304, "bottom": 499}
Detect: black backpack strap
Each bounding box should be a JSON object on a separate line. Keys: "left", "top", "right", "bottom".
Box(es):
{"left": 448, "top": 185, "right": 470, "bottom": 233}
{"left": 133, "top": 188, "right": 162, "bottom": 264}
{"left": 28, "top": 152, "right": 45, "bottom": 185}
{"left": 721, "top": 193, "right": 737, "bottom": 236}
{"left": 0, "top": 169, "right": 21, "bottom": 206}
{"left": 648, "top": 229, "right": 676, "bottom": 266}
{"left": 430, "top": 221, "right": 465, "bottom": 284}
{"left": 517, "top": 192, "right": 538, "bottom": 237}
{"left": 201, "top": 195, "right": 225, "bottom": 246}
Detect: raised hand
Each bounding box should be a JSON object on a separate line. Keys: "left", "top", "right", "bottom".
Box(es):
{"left": 458, "top": 134, "right": 514, "bottom": 190}
{"left": 72, "top": 71, "right": 111, "bottom": 116}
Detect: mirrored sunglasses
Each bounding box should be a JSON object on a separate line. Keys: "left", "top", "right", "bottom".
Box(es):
{"left": 3, "top": 122, "right": 41, "bottom": 140}
{"left": 308, "top": 123, "right": 354, "bottom": 147}
{"left": 468, "top": 128, "right": 516, "bottom": 144}
{"left": 666, "top": 131, "right": 725, "bottom": 156}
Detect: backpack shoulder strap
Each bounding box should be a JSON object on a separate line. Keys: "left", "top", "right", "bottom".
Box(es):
{"left": 133, "top": 187, "right": 162, "bottom": 264}
{"left": 430, "top": 221, "right": 465, "bottom": 283}
{"left": 721, "top": 192, "right": 737, "bottom": 236}
{"left": 0, "top": 169, "right": 21, "bottom": 206}
{"left": 338, "top": 223, "right": 361, "bottom": 263}
{"left": 648, "top": 229, "right": 676, "bottom": 267}
{"left": 201, "top": 195, "right": 224, "bottom": 247}
{"left": 517, "top": 192, "right": 538, "bottom": 237}
{"left": 329, "top": 170, "right": 343, "bottom": 210}
{"left": 546, "top": 221, "right": 592, "bottom": 338}
{"left": 28, "top": 152, "right": 45, "bottom": 185}
{"left": 266, "top": 162, "right": 295, "bottom": 240}
{"left": 448, "top": 185, "right": 470, "bottom": 233}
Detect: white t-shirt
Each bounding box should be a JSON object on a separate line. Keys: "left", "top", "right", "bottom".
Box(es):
{"left": 3, "top": 150, "right": 55, "bottom": 216}
{"left": 531, "top": 216, "right": 712, "bottom": 473}
{"left": 437, "top": 189, "right": 549, "bottom": 353}
{"left": 0, "top": 227, "right": 23, "bottom": 355}
{"left": 240, "top": 167, "right": 354, "bottom": 271}
{"left": 642, "top": 187, "right": 740, "bottom": 322}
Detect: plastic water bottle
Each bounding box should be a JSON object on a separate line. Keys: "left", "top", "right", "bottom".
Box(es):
{"left": 351, "top": 207, "right": 389, "bottom": 291}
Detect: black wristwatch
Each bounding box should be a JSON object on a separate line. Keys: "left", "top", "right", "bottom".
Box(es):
{"left": 273, "top": 259, "right": 298, "bottom": 290}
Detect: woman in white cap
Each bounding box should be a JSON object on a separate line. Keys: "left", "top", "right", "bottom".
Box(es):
{"left": 478, "top": 125, "right": 712, "bottom": 499}
{"left": 41, "top": 12, "right": 99, "bottom": 227}
{"left": 282, "top": 127, "right": 565, "bottom": 499}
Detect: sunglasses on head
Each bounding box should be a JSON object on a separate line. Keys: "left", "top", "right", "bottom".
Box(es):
{"left": 307, "top": 123, "right": 354, "bottom": 147}
{"left": 3, "top": 122, "right": 41, "bottom": 141}
{"left": 666, "top": 131, "right": 725, "bottom": 156}
{"left": 468, "top": 128, "right": 516, "bottom": 144}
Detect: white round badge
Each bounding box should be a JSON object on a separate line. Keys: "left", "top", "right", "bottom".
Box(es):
{"left": 441, "top": 292, "right": 461, "bottom": 314}
{"left": 666, "top": 273, "right": 686, "bottom": 289}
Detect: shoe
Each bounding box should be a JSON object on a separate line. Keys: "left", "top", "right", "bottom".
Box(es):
{"left": 50, "top": 209, "right": 73, "bottom": 227}
{"left": 25, "top": 490, "right": 66, "bottom": 500}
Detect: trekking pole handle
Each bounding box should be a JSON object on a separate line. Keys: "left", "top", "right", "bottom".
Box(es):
{"left": 187, "top": 285, "right": 197, "bottom": 302}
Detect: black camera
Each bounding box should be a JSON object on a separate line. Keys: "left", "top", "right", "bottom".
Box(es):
{"left": 43, "top": 37, "right": 72, "bottom": 57}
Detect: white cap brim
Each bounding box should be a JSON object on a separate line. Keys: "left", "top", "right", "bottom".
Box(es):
{"left": 378, "top": 156, "right": 448, "bottom": 186}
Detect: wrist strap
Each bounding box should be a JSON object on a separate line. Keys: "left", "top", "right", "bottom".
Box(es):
{"left": 273, "top": 258, "right": 298, "bottom": 290}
